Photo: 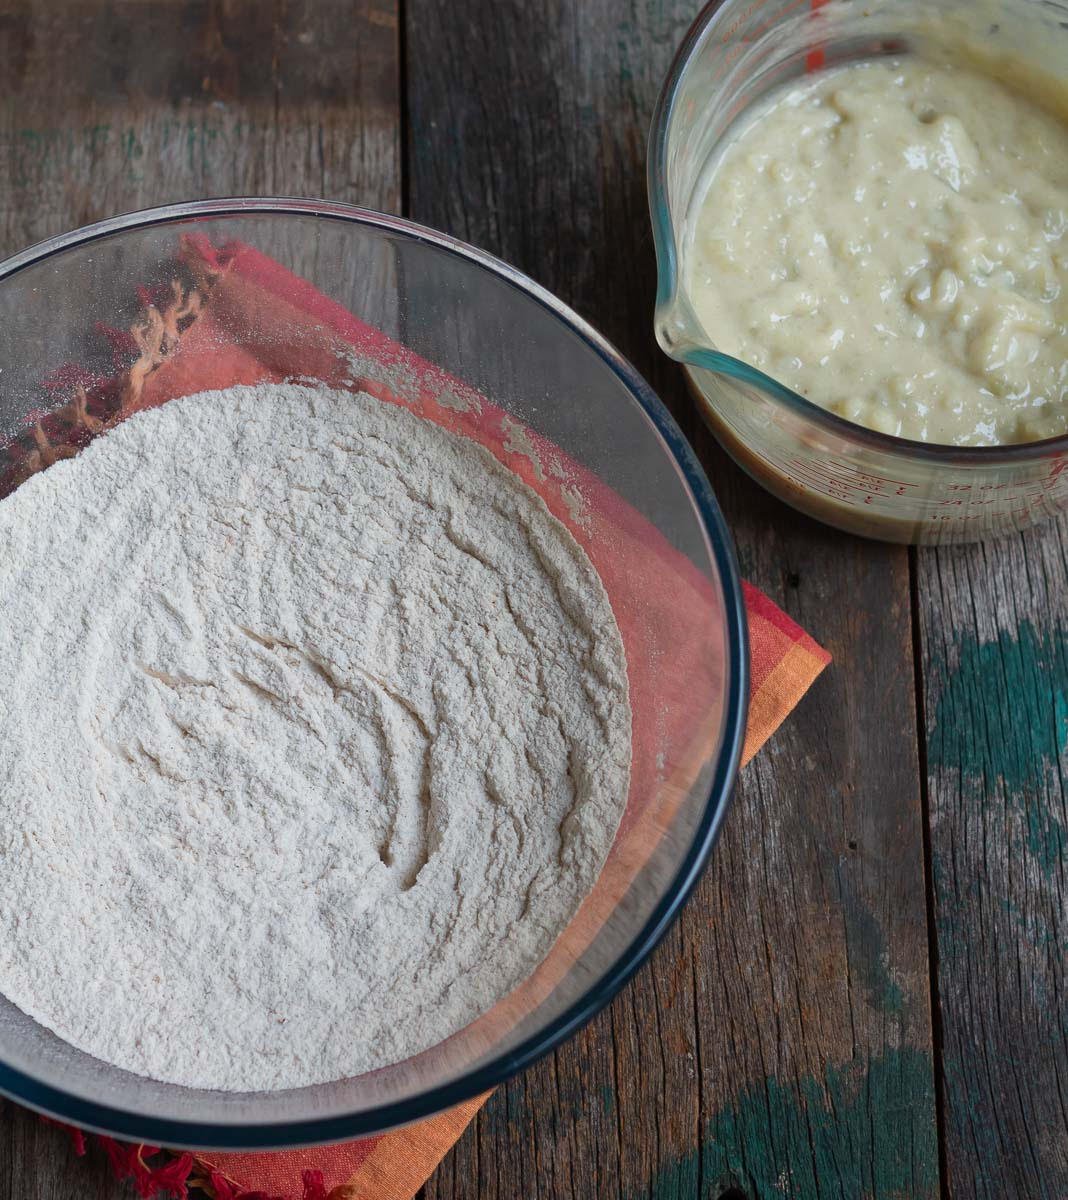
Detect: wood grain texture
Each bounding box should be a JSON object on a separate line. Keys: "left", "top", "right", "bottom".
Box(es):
{"left": 406, "top": 2, "right": 941, "bottom": 1197}
{"left": 0, "top": 1119, "right": 118, "bottom": 1200}
{"left": 0, "top": 2, "right": 400, "bottom": 1197}
{"left": 0, "top": 0, "right": 399, "bottom": 252}
{"left": 916, "top": 523, "right": 1068, "bottom": 1198}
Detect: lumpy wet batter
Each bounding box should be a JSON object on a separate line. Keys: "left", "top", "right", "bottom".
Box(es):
{"left": 687, "top": 56, "right": 1068, "bottom": 445}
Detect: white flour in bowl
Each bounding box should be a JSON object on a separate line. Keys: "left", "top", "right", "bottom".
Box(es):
{"left": 0, "top": 382, "right": 630, "bottom": 1091}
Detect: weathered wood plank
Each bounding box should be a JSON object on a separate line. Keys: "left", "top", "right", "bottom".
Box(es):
{"left": 0, "top": 1121, "right": 118, "bottom": 1200}
{"left": 917, "top": 524, "right": 1068, "bottom": 1198}
{"left": 0, "top": 2, "right": 400, "bottom": 1196}
{"left": 0, "top": 0, "right": 398, "bottom": 246}
{"left": 407, "top": 2, "right": 940, "bottom": 1198}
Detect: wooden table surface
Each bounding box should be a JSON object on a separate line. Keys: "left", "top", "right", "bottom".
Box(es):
{"left": 1, "top": 2, "right": 1065, "bottom": 1198}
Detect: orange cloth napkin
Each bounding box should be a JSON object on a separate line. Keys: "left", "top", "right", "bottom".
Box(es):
{"left": 192, "top": 577, "right": 825, "bottom": 1200}
{"left": 8, "top": 238, "right": 829, "bottom": 1200}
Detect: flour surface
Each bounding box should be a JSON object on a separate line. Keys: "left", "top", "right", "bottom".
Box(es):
{"left": 0, "top": 383, "right": 630, "bottom": 1091}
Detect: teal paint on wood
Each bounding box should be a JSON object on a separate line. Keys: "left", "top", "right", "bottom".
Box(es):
{"left": 920, "top": 561, "right": 1068, "bottom": 1196}
{"left": 1000, "top": 895, "right": 1067, "bottom": 951}
{"left": 929, "top": 619, "right": 1068, "bottom": 876}
{"left": 832, "top": 856, "right": 906, "bottom": 1016}
{"left": 637, "top": 1048, "right": 937, "bottom": 1200}
{"left": 650, "top": 1149, "right": 701, "bottom": 1200}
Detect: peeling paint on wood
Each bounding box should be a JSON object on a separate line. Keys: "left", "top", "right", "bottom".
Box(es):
{"left": 918, "top": 529, "right": 1068, "bottom": 1198}
{"left": 639, "top": 1048, "right": 937, "bottom": 1200}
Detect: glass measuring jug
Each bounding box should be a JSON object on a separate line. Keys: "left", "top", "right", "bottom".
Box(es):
{"left": 649, "top": 0, "right": 1068, "bottom": 544}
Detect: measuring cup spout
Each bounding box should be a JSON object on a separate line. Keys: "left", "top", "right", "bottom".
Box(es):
{"left": 654, "top": 299, "right": 711, "bottom": 367}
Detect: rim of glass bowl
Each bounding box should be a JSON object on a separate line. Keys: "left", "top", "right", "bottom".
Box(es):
{"left": 648, "top": 0, "right": 1068, "bottom": 466}
{"left": 0, "top": 198, "right": 749, "bottom": 1148}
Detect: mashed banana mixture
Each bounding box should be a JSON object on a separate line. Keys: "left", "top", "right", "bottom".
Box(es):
{"left": 687, "top": 56, "right": 1068, "bottom": 445}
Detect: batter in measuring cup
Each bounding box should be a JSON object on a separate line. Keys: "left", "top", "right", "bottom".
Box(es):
{"left": 686, "top": 55, "right": 1068, "bottom": 446}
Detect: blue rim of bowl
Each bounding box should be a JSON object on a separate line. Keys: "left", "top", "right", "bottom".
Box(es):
{"left": 0, "top": 198, "right": 749, "bottom": 1149}
{"left": 647, "top": 0, "right": 1068, "bottom": 465}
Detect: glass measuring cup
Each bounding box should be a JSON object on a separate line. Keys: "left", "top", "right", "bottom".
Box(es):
{"left": 649, "top": 0, "right": 1068, "bottom": 544}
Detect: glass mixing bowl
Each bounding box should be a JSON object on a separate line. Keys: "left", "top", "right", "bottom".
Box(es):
{"left": 0, "top": 200, "right": 747, "bottom": 1148}
{"left": 650, "top": 0, "right": 1068, "bottom": 544}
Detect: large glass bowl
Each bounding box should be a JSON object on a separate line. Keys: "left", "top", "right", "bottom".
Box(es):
{"left": 650, "top": 0, "right": 1068, "bottom": 545}
{"left": 0, "top": 200, "right": 747, "bottom": 1148}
